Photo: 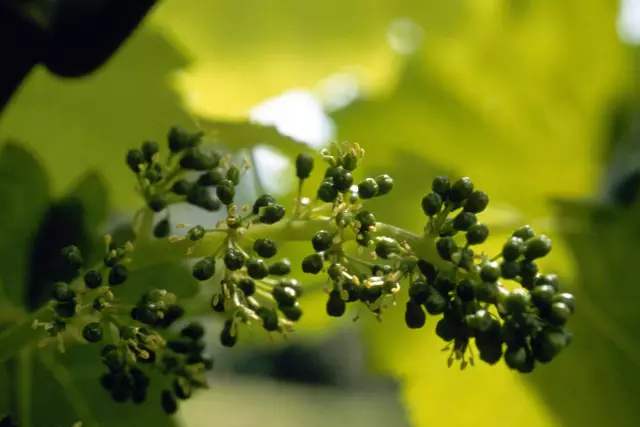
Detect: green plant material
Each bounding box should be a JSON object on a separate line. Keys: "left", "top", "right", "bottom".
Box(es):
{"left": 0, "top": 126, "right": 580, "bottom": 425}
{"left": 523, "top": 200, "right": 640, "bottom": 427}
{"left": 0, "top": 143, "right": 49, "bottom": 307}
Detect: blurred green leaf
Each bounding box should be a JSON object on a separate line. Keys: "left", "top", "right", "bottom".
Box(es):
{"left": 26, "top": 171, "right": 109, "bottom": 310}
{"left": 0, "top": 142, "right": 49, "bottom": 307}
{"left": 27, "top": 346, "right": 178, "bottom": 427}
{"left": 525, "top": 200, "right": 640, "bottom": 427}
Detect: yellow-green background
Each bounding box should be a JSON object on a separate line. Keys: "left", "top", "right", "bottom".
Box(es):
{"left": 1, "top": 0, "right": 639, "bottom": 426}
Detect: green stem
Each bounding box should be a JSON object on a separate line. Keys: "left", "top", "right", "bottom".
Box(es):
{"left": 0, "top": 216, "right": 458, "bottom": 367}
{"left": 0, "top": 304, "right": 53, "bottom": 365}
{"left": 17, "top": 347, "right": 32, "bottom": 427}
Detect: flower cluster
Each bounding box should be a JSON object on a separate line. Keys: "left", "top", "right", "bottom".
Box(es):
{"left": 23, "top": 125, "right": 575, "bottom": 422}
{"left": 35, "top": 237, "right": 212, "bottom": 415}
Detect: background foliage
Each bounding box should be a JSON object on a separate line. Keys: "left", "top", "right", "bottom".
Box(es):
{"left": 0, "top": 1, "right": 639, "bottom": 426}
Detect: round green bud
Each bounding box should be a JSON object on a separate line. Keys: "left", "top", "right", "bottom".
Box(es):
{"left": 531, "top": 329, "right": 567, "bottom": 363}
{"left": 513, "top": 225, "right": 536, "bottom": 241}
{"left": 421, "top": 192, "right": 443, "bottom": 216}
{"left": 553, "top": 292, "right": 575, "bottom": 313}
{"left": 409, "top": 280, "right": 431, "bottom": 304}
{"left": 192, "top": 257, "right": 215, "bottom": 281}
{"left": 55, "top": 300, "right": 77, "bottom": 318}
{"left": 327, "top": 263, "right": 344, "bottom": 281}
{"left": 417, "top": 259, "right": 438, "bottom": 282}
{"left": 504, "top": 288, "right": 531, "bottom": 314}
{"left": 160, "top": 389, "right": 178, "bottom": 415}
{"left": 211, "top": 294, "right": 226, "bottom": 313}
{"left": 141, "top": 140, "right": 159, "bottom": 163}
{"left": 536, "top": 273, "right": 560, "bottom": 291}
{"left": 435, "top": 315, "right": 459, "bottom": 342}
{"left": 431, "top": 176, "right": 450, "bottom": 196}
{"left": 524, "top": 235, "right": 552, "bottom": 260}
{"left": 220, "top": 320, "right": 237, "bottom": 347}
{"left": 268, "top": 258, "right": 292, "bottom": 276}
{"left": 280, "top": 302, "right": 303, "bottom": 322}
{"left": 259, "top": 204, "right": 286, "bottom": 224}
{"left": 302, "top": 253, "right": 324, "bottom": 274}
{"left": 52, "top": 282, "right": 75, "bottom": 302}
{"left": 375, "top": 236, "right": 401, "bottom": 259}
{"left": 424, "top": 292, "right": 448, "bottom": 315}
{"left": 448, "top": 177, "right": 474, "bottom": 204}
{"left": 198, "top": 169, "right": 224, "bottom": 187}
{"left": 466, "top": 309, "right": 493, "bottom": 333}
{"left": 519, "top": 260, "right": 539, "bottom": 289}
{"left": 171, "top": 179, "right": 193, "bottom": 196}
{"left": 224, "top": 248, "right": 246, "bottom": 270}
{"left": 253, "top": 238, "right": 277, "bottom": 259}
{"left": 332, "top": 168, "right": 354, "bottom": 192}
{"left": 108, "top": 264, "right": 128, "bottom": 286}
{"left": 463, "top": 190, "right": 489, "bottom": 213}
{"left": 180, "top": 148, "right": 212, "bottom": 171}
{"left": 531, "top": 284, "right": 556, "bottom": 309}
{"left": 341, "top": 151, "right": 359, "bottom": 171}
{"left": 126, "top": 149, "right": 144, "bottom": 173}
{"left": 436, "top": 237, "right": 457, "bottom": 261}
{"left": 272, "top": 284, "right": 297, "bottom": 307}
{"left": 466, "top": 223, "right": 489, "bottom": 245}
{"left": 82, "top": 322, "right": 103, "bottom": 343}
{"left": 186, "top": 186, "right": 222, "bottom": 212}
{"left": 93, "top": 296, "right": 107, "bottom": 311}
{"left": 252, "top": 194, "right": 276, "bottom": 215}
{"left": 475, "top": 281, "right": 499, "bottom": 304}
{"left": 216, "top": 179, "right": 235, "bottom": 205}
{"left": 502, "top": 236, "right": 524, "bottom": 261}
{"left": 180, "top": 322, "right": 205, "bottom": 340}
{"left": 480, "top": 262, "right": 500, "bottom": 282}
{"left": 153, "top": 218, "right": 171, "bottom": 239}
{"left": 256, "top": 307, "right": 279, "bottom": 331}
{"left": 375, "top": 174, "right": 394, "bottom": 196}
{"left": 147, "top": 194, "right": 167, "bottom": 212}
{"left": 456, "top": 278, "right": 477, "bottom": 302}
{"left": 246, "top": 258, "right": 269, "bottom": 279}
{"left": 405, "top": 300, "right": 426, "bottom": 329}
{"left": 295, "top": 153, "right": 315, "bottom": 179}
{"left": 505, "top": 346, "right": 534, "bottom": 373}
{"left": 312, "top": 230, "right": 334, "bottom": 252}
{"left": 500, "top": 261, "right": 520, "bottom": 279}
{"left": 358, "top": 178, "right": 379, "bottom": 199}
{"left": 61, "top": 245, "right": 84, "bottom": 270}
{"left": 238, "top": 278, "right": 256, "bottom": 296}
{"left": 326, "top": 291, "right": 346, "bottom": 317}
{"left": 168, "top": 126, "right": 200, "bottom": 153}
{"left": 549, "top": 302, "right": 572, "bottom": 325}
{"left": 354, "top": 210, "right": 376, "bottom": 233}
{"left": 453, "top": 211, "right": 477, "bottom": 231}
{"left": 317, "top": 179, "right": 339, "bottom": 203}
{"left": 187, "top": 225, "right": 205, "bottom": 241}
{"left": 84, "top": 270, "right": 103, "bottom": 289}
{"left": 226, "top": 164, "right": 241, "bottom": 185}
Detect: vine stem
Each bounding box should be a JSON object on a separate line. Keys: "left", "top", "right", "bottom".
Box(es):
{"left": 0, "top": 214, "right": 454, "bottom": 366}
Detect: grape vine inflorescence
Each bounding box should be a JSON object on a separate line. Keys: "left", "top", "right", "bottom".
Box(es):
{"left": 27, "top": 126, "right": 575, "bottom": 419}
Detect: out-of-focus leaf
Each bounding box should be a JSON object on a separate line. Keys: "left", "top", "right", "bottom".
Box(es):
{"left": 17, "top": 346, "right": 178, "bottom": 427}
{"left": 525, "top": 200, "right": 640, "bottom": 427}
{"left": 0, "top": 142, "right": 49, "bottom": 307}
{"left": 151, "top": 0, "right": 408, "bottom": 117}
{"left": 26, "top": 171, "right": 109, "bottom": 310}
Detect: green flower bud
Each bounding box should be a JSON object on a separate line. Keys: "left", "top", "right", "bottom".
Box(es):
{"left": 295, "top": 153, "right": 315, "bottom": 179}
